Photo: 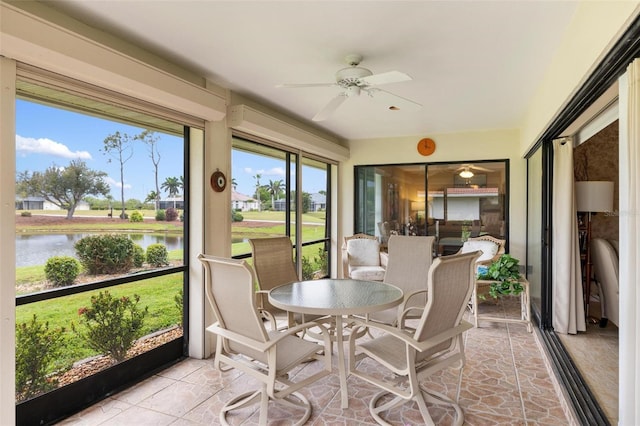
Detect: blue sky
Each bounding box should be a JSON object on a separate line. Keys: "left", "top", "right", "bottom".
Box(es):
{"left": 16, "top": 99, "right": 326, "bottom": 202}
{"left": 16, "top": 99, "right": 185, "bottom": 202}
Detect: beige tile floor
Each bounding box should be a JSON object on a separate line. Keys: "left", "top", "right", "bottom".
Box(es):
{"left": 59, "top": 298, "right": 570, "bottom": 425}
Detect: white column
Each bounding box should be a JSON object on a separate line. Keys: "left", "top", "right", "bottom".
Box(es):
{"left": 0, "top": 56, "right": 17, "bottom": 426}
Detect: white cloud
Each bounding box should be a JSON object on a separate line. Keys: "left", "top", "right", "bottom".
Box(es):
{"left": 242, "top": 167, "right": 284, "bottom": 177}
{"left": 16, "top": 135, "right": 92, "bottom": 160}
{"left": 105, "top": 176, "right": 132, "bottom": 190}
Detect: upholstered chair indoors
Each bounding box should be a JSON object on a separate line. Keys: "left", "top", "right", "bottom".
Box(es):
{"left": 590, "top": 238, "right": 619, "bottom": 327}
{"left": 342, "top": 233, "right": 388, "bottom": 281}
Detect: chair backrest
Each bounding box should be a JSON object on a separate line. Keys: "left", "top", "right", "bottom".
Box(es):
{"left": 383, "top": 235, "right": 435, "bottom": 308}
{"left": 249, "top": 236, "right": 299, "bottom": 291}
{"left": 590, "top": 238, "right": 619, "bottom": 326}
{"left": 459, "top": 235, "right": 505, "bottom": 263}
{"left": 342, "top": 233, "right": 380, "bottom": 277}
{"left": 414, "top": 250, "right": 480, "bottom": 358}
{"left": 198, "top": 254, "right": 269, "bottom": 354}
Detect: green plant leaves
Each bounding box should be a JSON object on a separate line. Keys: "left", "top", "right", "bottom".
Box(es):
{"left": 477, "top": 254, "right": 523, "bottom": 299}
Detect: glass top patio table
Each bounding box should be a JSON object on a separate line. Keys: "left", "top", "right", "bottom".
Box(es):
{"left": 269, "top": 278, "right": 403, "bottom": 408}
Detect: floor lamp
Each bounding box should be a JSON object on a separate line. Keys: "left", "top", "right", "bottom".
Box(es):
{"left": 575, "top": 181, "right": 614, "bottom": 319}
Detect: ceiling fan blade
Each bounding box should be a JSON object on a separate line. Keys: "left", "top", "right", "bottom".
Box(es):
{"left": 312, "top": 94, "right": 347, "bottom": 121}
{"left": 360, "top": 71, "right": 412, "bottom": 86}
{"left": 277, "top": 82, "right": 337, "bottom": 88}
{"left": 471, "top": 165, "right": 495, "bottom": 172}
{"left": 367, "top": 88, "right": 422, "bottom": 110}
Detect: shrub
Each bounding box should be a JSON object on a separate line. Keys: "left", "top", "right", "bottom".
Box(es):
{"left": 174, "top": 289, "right": 183, "bottom": 327}
{"left": 155, "top": 209, "right": 166, "bottom": 221}
{"left": 74, "top": 234, "right": 135, "bottom": 275}
{"left": 146, "top": 243, "right": 169, "bottom": 267}
{"left": 74, "top": 291, "right": 148, "bottom": 363}
{"left": 231, "top": 210, "right": 244, "bottom": 222}
{"left": 132, "top": 244, "right": 145, "bottom": 268}
{"left": 16, "top": 315, "right": 65, "bottom": 401}
{"left": 44, "top": 256, "right": 80, "bottom": 287}
{"left": 129, "top": 210, "right": 144, "bottom": 223}
{"left": 165, "top": 207, "right": 178, "bottom": 221}
{"left": 301, "top": 255, "right": 315, "bottom": 280}
{"left": 21, "top": 211, "right": 32, "bottom": 217}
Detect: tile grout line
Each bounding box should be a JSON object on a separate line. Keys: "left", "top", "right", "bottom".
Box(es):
{"left": 505, "top": 320, "right": 529, "bottom": 425}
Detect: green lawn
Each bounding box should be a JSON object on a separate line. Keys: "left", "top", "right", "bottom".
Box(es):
{"left": 16, "top": 274, "right": 182, "bottom": 372}
{"left": 15, "top": 208, "right": 327, "bottom": 371}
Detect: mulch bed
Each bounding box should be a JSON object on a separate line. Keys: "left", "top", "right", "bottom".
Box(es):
{"left": 55, "top": 326, "right": 183, "bottom": 387}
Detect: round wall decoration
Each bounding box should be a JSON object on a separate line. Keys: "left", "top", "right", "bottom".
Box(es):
{"left": 417, "top": 138, "right": 436, "bottom": 156}
{"left": 210, "top": 170, "right": 227, "bottom": 192}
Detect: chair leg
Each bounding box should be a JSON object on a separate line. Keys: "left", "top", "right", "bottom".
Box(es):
{"left": 368, "top": 385, "right": 465, "bottom": 426}
{"left": 220, "top": 387, "right": 312, "bottom": 426}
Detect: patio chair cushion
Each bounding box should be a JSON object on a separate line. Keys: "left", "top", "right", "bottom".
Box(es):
{"left": 346, "top": 238, "right": 381, "bottom": 266}
{"left": 349, "top": 265, "right": 386, "bottom": 281}
{"left": 461, "top": 239, "right": 499, "bottom": 263}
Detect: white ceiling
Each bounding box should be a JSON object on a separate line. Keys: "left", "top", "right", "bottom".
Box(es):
{"left": 46, "top": 1, "right": 579, "bottom": 141}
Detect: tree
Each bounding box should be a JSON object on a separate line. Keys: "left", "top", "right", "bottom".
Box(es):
{"left": 102, "top": 131, "right": 134, "bottom": 219}
{"left": 253, "top": 173, "right": 262, "bottom": 211}
{"left": 138, "top": 130, "right": 161, "bottom": 210}
{"left": 267, "top": 179, "right": 283, "bottom": 211}
{"left": 17, "top": 160, "right": 109, "bottom": 219}
{"left": 302, "top": 191, "right": 311, "bottom": 213}
{"left": 145, "top": 190, "right": 160, "bottom": 207}
{"left": 161, "top": 176, "right": 181, "bottom": 208}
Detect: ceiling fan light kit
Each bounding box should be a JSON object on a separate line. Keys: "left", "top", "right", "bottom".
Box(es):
{"left": 459, "top": 168, "right": 474, "bottom": 179}
{"left": 278, "top": 54, "right": 422, "bottom": 121}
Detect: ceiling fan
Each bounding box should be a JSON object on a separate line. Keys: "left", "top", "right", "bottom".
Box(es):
{"left": 454, "top": 164, "right": 495, "bottom": 178}
{"left": 277, "top": 54, "right": 421, "bottom": 121}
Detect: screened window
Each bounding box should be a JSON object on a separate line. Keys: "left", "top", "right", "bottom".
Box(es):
{"left": 14, "top": 77, "right": 188, "bottom": 421}
{"left": 231, "top": 136, "right": 331, "bottom": 279}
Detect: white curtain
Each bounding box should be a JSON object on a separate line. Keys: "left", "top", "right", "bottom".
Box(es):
{"left": 552, "top": 138, "right": 586, "bottom": 334}
{"left": 619, "top": 58, "right": 640, "bottom": 426}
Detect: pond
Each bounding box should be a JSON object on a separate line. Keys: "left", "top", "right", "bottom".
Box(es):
{"left": 15, "top": 233, "right": 184, "bottom": 267}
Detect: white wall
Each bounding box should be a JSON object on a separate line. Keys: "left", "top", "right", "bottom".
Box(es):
{"left": 340, "top": 129, "right": 527, "bottom": 262}
{"left": 520, "top": 1, "right": 640, "bottom": 154}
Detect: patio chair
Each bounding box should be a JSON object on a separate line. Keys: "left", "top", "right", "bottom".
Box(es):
{"left": 198, "top": 254, "right": 332, "bottom": 426}
{"left": 367, "top": 235, "right": 435, "bottom": 326}
{"left": 249, "top": 236, "right": 327, "bottom": 329}
{"left": 348, "top": 250, "right": 481, "bottom": 426}
{"left": 342, "top": 233, "right": 388, "bottom": 280}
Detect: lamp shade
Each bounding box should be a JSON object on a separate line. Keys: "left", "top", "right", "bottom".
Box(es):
{"left": 575, "top": 181, "right": 614, "bottom": 212}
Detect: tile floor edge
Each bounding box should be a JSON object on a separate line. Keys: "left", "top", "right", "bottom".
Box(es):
{"left": 532, "top": 328, "right": 581, "bottom": 426}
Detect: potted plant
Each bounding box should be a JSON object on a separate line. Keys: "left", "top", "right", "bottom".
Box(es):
{"left": 476, "top": 254, "right": 523, "bottom": 299}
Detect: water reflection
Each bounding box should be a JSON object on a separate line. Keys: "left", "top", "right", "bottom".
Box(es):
{"left": 15, "top": 233, "right": 183, "bottom": 267}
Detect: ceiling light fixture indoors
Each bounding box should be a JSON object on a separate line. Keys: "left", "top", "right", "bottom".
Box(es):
{"left": 459, "top": 168, "right": 474, "bottom": 179}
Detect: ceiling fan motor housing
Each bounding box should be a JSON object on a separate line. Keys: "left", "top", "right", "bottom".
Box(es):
{"left": 336, "top": 66, "right": 373, "bottom": 87}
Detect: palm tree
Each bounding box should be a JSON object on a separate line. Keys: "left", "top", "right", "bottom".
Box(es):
{"left": 253, "top": 173, "right": 262, "bottom": 211}
{"left": 267, "top": 179, "right": 283, "bottom": 210}
{"left": 161, "top": 176, "right": 181, "bottom": 208}
{"left": 145, "top": 190, "right": 160, "bottom": 210}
